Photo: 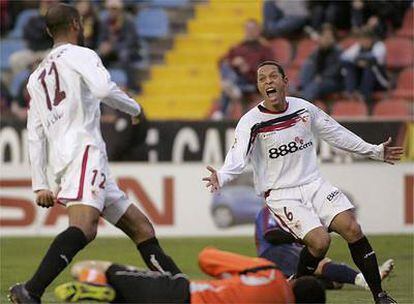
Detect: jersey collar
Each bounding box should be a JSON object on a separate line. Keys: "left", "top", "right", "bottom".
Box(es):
{"left": 258, "top": 102, "right": 289, "bottom": 114}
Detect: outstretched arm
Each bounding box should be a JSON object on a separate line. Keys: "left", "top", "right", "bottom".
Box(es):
{"left": 310, "top": 105, "right": 404, "bottom": 163}
{"left": 202, "top": 125, "right": 251, "bottom": 192}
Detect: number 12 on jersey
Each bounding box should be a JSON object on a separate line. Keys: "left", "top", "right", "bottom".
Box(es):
{"left": 38, "top": 61, "right": 66, "bottom": 110}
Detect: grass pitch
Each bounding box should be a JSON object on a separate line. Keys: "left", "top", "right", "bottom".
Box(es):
{"left": 1, "top": 234, "right": 413, "bottom": 303}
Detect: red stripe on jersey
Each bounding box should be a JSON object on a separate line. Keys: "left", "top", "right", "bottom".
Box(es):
{"left": 256, "top": 116, "right": 301, "bottom": 134}
{"left": 246, "top": 108, "right": 307, "bottom": 154}
{"left": 57, "top": 145, "right": 90, "bottom": 202}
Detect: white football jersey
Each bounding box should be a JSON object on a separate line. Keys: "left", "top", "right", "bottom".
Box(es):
{"left": 218, "top": 97, "right": 384, "bottom": 195}
{"left": 26, "top": 43, "right": 140, "bottom": 191}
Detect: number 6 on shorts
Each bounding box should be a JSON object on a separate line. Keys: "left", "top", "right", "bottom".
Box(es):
{"left": 284, "top": 207, "right": 293, "bottom": 221}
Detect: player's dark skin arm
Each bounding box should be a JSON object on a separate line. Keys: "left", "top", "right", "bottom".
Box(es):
{"left": 264, "top": 229, "right": 298, "bottom": 245}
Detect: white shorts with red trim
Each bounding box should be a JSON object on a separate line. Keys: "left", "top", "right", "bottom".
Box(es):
{"left": 265, "top": 177, "right": 354, "bottom": 239}
{"left": 57, "top": 145, "right": 131, "bottom": 224}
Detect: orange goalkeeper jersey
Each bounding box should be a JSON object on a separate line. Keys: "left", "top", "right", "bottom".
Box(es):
{"left": 190, "top": 247, "right": 294, "bottom": 304}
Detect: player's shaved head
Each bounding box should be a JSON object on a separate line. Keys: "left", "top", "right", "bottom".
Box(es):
{"left": 45, "top": 3, "right": 81, "bottom": 37}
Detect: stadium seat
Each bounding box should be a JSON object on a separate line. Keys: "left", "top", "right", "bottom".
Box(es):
{"left": 392, "top": 68, "right": 414, "bottom": 100}
{"left": 269, "top": 38, "right": 292, "bottom": 67}
{"left": 385, "top": 37, "right": 413, "bottom": 69}
{"left": 331, "top": 100, "right": 368, "bottom": 118}
{"left": 396, "top": 8, "right": 413, "bottom": 38}
{"left": 291, "top": 38, "right": 317, "bottom": 68}
{"left": 10, "top": 69, "right": 30, "bottom": 98}
{"left": 136, "top": 8, "right": 169, "bottom": 38}
{"left": 0, "top": 39, "right": 26, "bottom": 70}
{"left": 8, "top": 9, "right": 38, "bottom": 38}
{"left": 151, "top": 0, "right": 188, "bottom": 7}
{"left": 372, "top": 100, "right": 411, "bottom": 117}
{"left": 286, "top": 67, "right": 300, "bottom": 90}
{"left": 109, "top": 68, "right": 127, "bottom": 88}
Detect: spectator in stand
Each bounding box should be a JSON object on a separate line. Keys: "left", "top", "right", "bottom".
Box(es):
{"left": 9, "top": 0, "right": 56, "bottom": 77}
{"left": 298, "top": 24, "right": 343, "bottom": 102}
{"left": 217, "top": 19, "right": 273, "bottom": 118}
{"left": 98, "top": 0, "right": 141, "bottom": 91}
{"left": 307, "top": 1, "right": 351, "bottom": 31}
{"left": 341, "top": 28, "right": 389, "bottom": 108}
{"left": 351, "top": 0, "right": 411, "bottom": 39}
{"left": 75, "top": 0, "right": 101, "bottom": 50}
{"left": 262, "top": 0, "right": 308, "bottom": 39}
{"left": 351, "top": 0, "right": 387, "bottom": 39}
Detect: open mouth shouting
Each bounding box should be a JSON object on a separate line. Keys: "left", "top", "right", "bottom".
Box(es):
{"left": 265, "top": 87, "right": 278, "bottom": 99}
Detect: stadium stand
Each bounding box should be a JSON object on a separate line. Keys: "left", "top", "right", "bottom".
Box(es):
{"left": 109, "top": 68, "right": 128, "bottom": 88}
{"left": 268, "top": 38, "right": 292, "bottom": 67}
{"left": 285, "top": 67, "right": 300, "bottom": 91}
{"left": 392, "top": 68, "right": 414, "bottom": 100}
{"left": 385, "top": 37, "right": 414, "bottom": 70}
{"left": 396, "top": 8, "right": 414, "bottom": 38}
{"left": 331, "top": 100, "right": 368, "bottom": 118}
{"left": 138, "top": 0, "right": 262, "bottom": 119}
{"left": 151, "top": 0, "right": 188, "bottom": 8}
{"left": 136, "top": 7, "right": 170, "bottom": 39}
{"left": 1, "top": 0, "right": 413, "bottom": 120}
{"left": 372, "top": 99, "right": 411, "bottom": 118}
{"left": 291, "top": 38, "right": 317, "bottom": 68}
{"left": 0, "top": 39, "right": 25, "bottom": 70}
{"left": 7, "top": 9, "right": 38, "bottom": 39}
{"left": 10, "top": 69, "right": 29, "bottom": 98}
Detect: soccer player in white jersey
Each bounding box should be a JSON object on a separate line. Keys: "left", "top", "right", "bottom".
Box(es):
{"left": 9, "top": 4, "right": 181, "bottom": 304}
{"left": 203, "top": 61, "right": 403, "bottom": 304}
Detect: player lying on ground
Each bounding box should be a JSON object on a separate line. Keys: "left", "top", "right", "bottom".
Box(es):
{"left": 255, "top": 206, "right": 394, "bottom": 289}
{"left": 9, "top": 4, "right": 180, "bottom": 304}
{"left": 203, "top": 60, "right": 403, "bottom": 303}
{"left": 54, "top": 247, "right": 326, "bottom": 303}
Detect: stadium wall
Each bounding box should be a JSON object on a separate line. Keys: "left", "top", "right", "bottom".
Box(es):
{"left": 1, "top": 163, "right": 413, "bottom": 237}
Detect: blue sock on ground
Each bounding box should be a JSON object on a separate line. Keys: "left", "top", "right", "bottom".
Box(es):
{"left": 321, "top": 262, "right": 359, "bottom": 284}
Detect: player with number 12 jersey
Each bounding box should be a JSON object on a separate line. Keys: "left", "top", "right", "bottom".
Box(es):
{"left": 26, "top": 42, "right": 142, "bottom": 216}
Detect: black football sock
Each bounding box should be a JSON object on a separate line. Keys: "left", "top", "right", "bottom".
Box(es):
{"left": 137, "top": 237, "right": 181, "bottom": 275}
{"left": 348, "top": 236, "right": 383, "bottom": 299}
{"left": 25, "top": 226, "right": 88, "bottom": 299}
{"left": 296, "top": 247, "right": 324, "bottom": 277}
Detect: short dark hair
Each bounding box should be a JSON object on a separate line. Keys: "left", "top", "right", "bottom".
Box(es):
{"left": 257, "top": 60, "right": 286, "bottom": 78}
{"left": 45, "top": 3, "right": 80, "bottom": 37}
{"left": 293, "top": 276, "right": 326, "bottom": 303}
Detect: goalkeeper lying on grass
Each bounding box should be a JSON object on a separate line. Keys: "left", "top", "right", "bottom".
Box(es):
{"left": 55, "top": 247, "right": 326, "bottom": 303}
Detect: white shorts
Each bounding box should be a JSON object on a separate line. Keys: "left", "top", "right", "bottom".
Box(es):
{"left": 57, "top": 145, "right": 131, "bottom": 224}
{"left": 265, "top": 178, "right": 354, "bottom": 239}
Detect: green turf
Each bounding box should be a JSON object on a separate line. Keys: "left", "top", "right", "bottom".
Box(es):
{"left": 1, "top": 235, "right": 413, "bottom": 303}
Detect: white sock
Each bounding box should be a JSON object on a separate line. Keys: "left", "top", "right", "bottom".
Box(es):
{"left": 354, "top": 273, "right": 369, "bottom": 290}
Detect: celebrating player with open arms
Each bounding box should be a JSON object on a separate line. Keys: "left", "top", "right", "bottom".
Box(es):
{"left": 203, "top": 60, "right": 403, "bottom": 304}
{"left": 9, "top": 4, "right": 181, "bottom": 303}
